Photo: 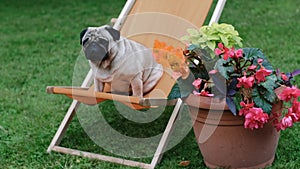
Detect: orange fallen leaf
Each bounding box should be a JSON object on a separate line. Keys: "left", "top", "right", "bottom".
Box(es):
{"left": 178, "top": 160, "right": 190, "bottom": 167}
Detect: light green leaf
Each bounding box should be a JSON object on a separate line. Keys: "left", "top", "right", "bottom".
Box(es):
{"left": 187, "top": 28, "right": 200, "bottom": 36}
{"left": 181, "top": 35, "right": 190, "bottom": 41}
{"left": 207, "top": 35, "right": 220, "bottom": 41}
{"left": 220, "top": 34, "right": 229, "bottom": 47}
{"left": 206, "top": 41, "right": 215, "bottom": 51}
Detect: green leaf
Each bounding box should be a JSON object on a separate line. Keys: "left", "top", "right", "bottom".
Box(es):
{"left": 242, "top": 48, "right": 274, "bottom": 71}
{"left": 220, "top": 34, "right": 229, "bottom": 47}
{"left": 181, "top": 35, "right": 190, "bottom": 41}
{"left": 168, "top": 83, "right": 181, "bottom": 100}
{"left": 257, "top": 75, "right": 278, "bottom": 103}
{"left": 226, "top": 97, "right": 237, "bottom": 116}
{"left": 187, "top": 44, "right": 198, "bottom": 51}
{"left": 232, "top": 36, "right": 243, "bottom": 47}
{"left": 252, "top": 87, "right": 273, "bottom": 113}
{"left": 187, "top": 28, "right": 200, "bottom": 36}
{"left": 206, "top": 41, "right": 215, "bottom": 51}
{"left": 243, "top": 48, "right": 263, "bottom": 61}
{"left": 168, "top": 75, "right": 196, "bottom": 100}
{"left": 233, "top": 92, "right": 243, "bottom": 111}
{"left": 207, "top": 35, "right": 220, "bottom": 41}
{"left": 215, "top": 59, "right": 234, "bottom": 80}
{"left": 263, "top": 90, "right": 277, "bottom": 103}
{"left": 258, "top": 74, "right": 277, "bottom": 92}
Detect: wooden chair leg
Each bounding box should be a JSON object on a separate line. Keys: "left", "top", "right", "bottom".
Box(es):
{"left": 47, "top": 69, "right": 94, "bottom": 153}
{"left": 47, "top": 100, "right": 80, "bottom": 153}
{"left": 150, "top": 99, "right": 183, "bottom": 168}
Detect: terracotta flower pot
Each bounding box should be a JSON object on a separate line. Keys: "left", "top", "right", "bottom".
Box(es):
{"left": 185, "top": 94, "right": 282, "bottom": 169}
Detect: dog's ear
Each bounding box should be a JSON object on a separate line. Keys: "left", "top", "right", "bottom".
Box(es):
{"left": 80, "top": 28, "right": 88, "bottom": 45}
{"left": 105, "top": 26, "right": 120, "bottom": 41}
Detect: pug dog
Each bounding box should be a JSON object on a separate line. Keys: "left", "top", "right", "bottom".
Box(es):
{"left": 80, "top": 25, "right": 163, "bottom": 98}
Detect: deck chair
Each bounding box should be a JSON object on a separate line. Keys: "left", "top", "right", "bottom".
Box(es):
{"left": 46, "top": 0, "right": 226, "bottom": 168}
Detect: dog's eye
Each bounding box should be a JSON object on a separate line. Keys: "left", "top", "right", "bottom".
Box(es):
{"left": 99, "top": 38, "right": 108, "bottom": 43}
{"left": 99, "top": 38, "right": 109, "bottom": 45}
{"left": 82, "top": 38, "right": 89, "bottom": 46}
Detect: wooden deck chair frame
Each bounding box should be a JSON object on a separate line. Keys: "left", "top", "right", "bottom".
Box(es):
{"left": 46, "top": 0, "right": 226, "bottom": 168}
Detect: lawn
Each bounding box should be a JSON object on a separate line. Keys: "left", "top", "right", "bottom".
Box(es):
{"left": 1, "top": 0, "right": 300, "bottom": 168}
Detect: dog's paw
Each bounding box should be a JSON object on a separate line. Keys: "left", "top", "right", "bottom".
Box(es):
{"left": 94, "top": 78, "right": 104, "bottom": 92}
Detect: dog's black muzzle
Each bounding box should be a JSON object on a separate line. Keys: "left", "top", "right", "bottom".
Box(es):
{"left": 84, "top": 41, "right": 109, "bottom": 62}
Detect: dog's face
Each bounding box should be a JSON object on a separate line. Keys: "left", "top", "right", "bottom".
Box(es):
{"left": 80, "top": 26, "right": 120, "bottom": 62}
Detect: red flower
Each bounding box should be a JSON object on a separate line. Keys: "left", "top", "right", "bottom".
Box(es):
{"left": 214, "top": 43, "right": 225, "bottom": 55}
{"left": 255, "top": 68, "right": 272, "bottom": 83}
{"left": 237, "top": 74, "right": 255, "bottom": 89}
{"left": 257, "top": 58, "right": 264, "bottom": 64}
{"left": 234, "top": 49, "right": 243, "bottom": 59}
{"left": 292, "top": 101, "right": 300, "bottom": 116}
{"left": 192, "top": 78, "right": 202, "bottom": 89}
{"left": 278, "top": 86, "right": 300, "bottom": 102}
{"left": 239, "top": 101, "right": 254, "bottom": 116}
{"left": 214, "top": 43, "right": 232, "bottom": 60}
{"left": 273, "top": 100, "right": 300, "bottom": 131}
{"left": 244, "top": 107, "right": 269, "bottom": 130}
{"left": 228, "top": 48, "right": 235, "bottom": 58}
{"left": 248, "top": 65, "right": 257, "bottom": 71}
{"left": 279, "top": 115, "right": 294, "bottom": 130}
{"left": 287, "top": 108, "right": 300, "bottom": 122}
{"left": 193, "top": 90, "right": 214, "bottom": 97}
{"left": 209, "top": 69, "right": 218, "bottom": 74}
{"left": 214, "top": 48, "right": 223, "bottom": 56}
{"left": 240, "top": 101, "right": 255, "bottom": 108}
{"left": 281, "top": 73, "right": 288, "bottom": 81}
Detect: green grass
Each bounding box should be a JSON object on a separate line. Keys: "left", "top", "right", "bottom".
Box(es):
{"left": 1, "top": 0, "right": 300, "bottom": 168}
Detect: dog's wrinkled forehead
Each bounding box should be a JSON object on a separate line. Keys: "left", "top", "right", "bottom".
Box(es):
{"left": 84, "top": 26, "right": 111, "bottom": 42}
{"left": 80, "top": 25, "right": 120, "bottom": 46}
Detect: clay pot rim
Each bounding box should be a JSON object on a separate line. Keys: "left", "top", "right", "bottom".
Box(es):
{"left": 184, "top": 86, "right": 285, "bottom": 110}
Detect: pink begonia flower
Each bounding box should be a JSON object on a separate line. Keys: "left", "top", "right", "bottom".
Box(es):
{"left": 214, "top": 43, "right": 231, "bottom": 60}
{"left": 278, "top": 86, "right": 300, "bottom": 102}
{"left": 200, "top": 90, "right": 214, "bottom": 97}
{"left": 287, "top": 108, "right": 299, "bottom": 122}
{"left": 281, "top": 73, "right": 288, "bottom": 81}
{"left": 280, "top": 116, "right": 294, "bottom": 130}
{"left": 292, "top": 101, "right": 300, "bottom": 116}
{"left": 234, "top": 49, "right": 243, "bottom": 59}
{"left": 209, "top": 69, "right": 218, "bottom": 74}
{"left": 248, "top": 65, "right": 257, "bottom": 70}
{"left": 240, "top": 101, "right": 255, "bottom": 108}
{"left": 192, "top": 78, "right": 202, "bottom": 89}
{"left": 273, "top": 101, "right": 300, "bottom": 131}
{"left": 228, "top": 48, "right": 235, "bottom": 58}
{"left": 255, "top": 68, "right": 272, "bottom": 83}
{"left": 193, "top": 90, "right": 214, "bottom": 97}
{"left": 214, "top": 43, "right": 225, "bottom": 56}
{"left": 217, "top": 42, "right": 224, "bottom": 49}
{"left": 257, "top": 58, "right": 264, "bottom": 64}
{"left": 215, "top": 48, "right": 223, "bottom": 56}
{"left": 237, "top": 74, "right": 255, "bottom": 89}
{"left": 239, "top": 101, "right": 254, "bottom": 116}
{"left": 244, "top": 107, "right": 269, "bottom": 130}
{"left": 221, "top": 52, "right": 231, "bottom": 61}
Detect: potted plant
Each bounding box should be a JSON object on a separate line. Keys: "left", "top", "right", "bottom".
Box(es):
{"left": 166, "top": 23, "right": 300, "bottom": 168}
